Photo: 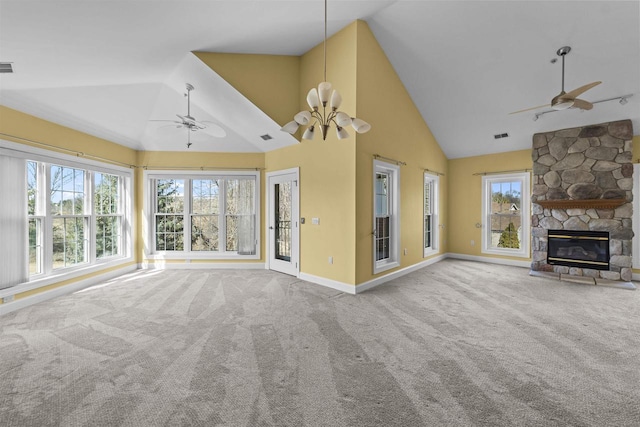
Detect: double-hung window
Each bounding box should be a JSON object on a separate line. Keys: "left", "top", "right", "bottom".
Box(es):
{"left": 95, "top": 172, "right": 123, "bottom": 259}
{"left": 424, "top": 172, "right": 439, "bottom": 256}
{"left": 148, "top": 171, "right": 259, "bottom": 258}
{"left": 50, "top": 165, "right": 88, "bottom": 269}
{"left": 481, "top": 172, "right": 530, "bottom": 257}
{"left": 21, "top": 155, "right": 131, "bottom": 280}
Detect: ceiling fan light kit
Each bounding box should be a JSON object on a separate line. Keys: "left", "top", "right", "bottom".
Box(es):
{"left": 510, "top": 45, "right": 602, "bottom": 116}
{"left": 281, "top": 0, "right": 370, "bottom": 141}
{"left": 533, "top": 93, "right": 634, "bottom": 121}
{"left": 150, "top": 83, "right": 226, "bottom": 148}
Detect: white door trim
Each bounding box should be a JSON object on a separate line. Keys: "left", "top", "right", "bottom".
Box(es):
{"left": 266, "top": 167, "right": 300, "bottom": 276}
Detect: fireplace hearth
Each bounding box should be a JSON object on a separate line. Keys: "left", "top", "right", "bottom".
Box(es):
{"left": 547, "top": 230, "right": 609, "bottom": 270}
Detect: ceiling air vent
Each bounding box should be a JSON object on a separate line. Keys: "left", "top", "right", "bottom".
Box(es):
{"left": 260, "top": 134, "right": 273, "bottom": 141}
{"left": 0, "top": 63, "right": 14, "bottom": 73}
{"left": 494, "top": 132, "right": 509, "bottom": 139}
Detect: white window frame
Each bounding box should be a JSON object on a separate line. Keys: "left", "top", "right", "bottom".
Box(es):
{"left": 632, "top": 164, "right": 640, "bottom": 270}
{"left": 373, "top": 160, "right": 400, "bottom": 274}
{"left": 424, "top": 172, "right": 439, "bottom": 257}
{"left": 0, "top": 139, "right": 133, "bottom": 288}
{"left": 481, "top": 172, "right": 530, "bottom": 258}
{"left": 144, "top": 170, "right": 260, "bottom": 260}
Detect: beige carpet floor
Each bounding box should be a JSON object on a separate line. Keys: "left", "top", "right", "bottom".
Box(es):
{"left": 1, "top": 259, "right": 639, "bottom": 426}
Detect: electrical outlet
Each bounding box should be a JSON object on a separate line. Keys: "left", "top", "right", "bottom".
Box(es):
{"left": 328, "top": 256, "right": 333, "bottom": 264}
{"left": 404, "top": 248, "right": 407, "bottom": 255}
{"left": 312, "top": 217, "right": 320, "bottom": 225}
{"left": 2, "top": 295, "right": 15, "bottom": 303}
{"left": 470, "top": 240, "right": 475, "bottom": 246}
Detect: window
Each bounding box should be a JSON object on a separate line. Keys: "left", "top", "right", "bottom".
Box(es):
{"left": 148, "top": 172, "right": 259, "bottom": 258}
{"left": 95, "top": 173, "right": 122, "bottom": 259}
{"left": 481, "top": 172, "right": 530, "bottom": 257}
{"left": 373, "top": 160, "right": 400, "bottom": 274}
{"left": 424, "top": 173, "right": 439, "bottom": 256}
{"left": 27, "top": 161, "right": 43, "bottom": 275}
{"left": 191, "top": 179, "right": 219, "bottom": 251}
{"left": 24, "top": 157, "right": 131, "bottom": 279}
{"left": 50, "top": 165, "right": 88, "bottom": 269}
{"left": 155, "top": 179, "right": 185, "bottom": 251}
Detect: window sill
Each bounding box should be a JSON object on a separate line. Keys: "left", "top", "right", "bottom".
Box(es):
{"left": 424, "top": 248, "right": 439, "bottom": 258}
{"left": 481, "top": 248, "right": 529, "bottom": 258}
{"left": 374, "top": 260, "right": 400, "bottom": 275}
{"left": 146, "top": 252, "right": 260, "bottom": 261}
{"left": 0, "top": 256, "right": 134, "bottom": 299}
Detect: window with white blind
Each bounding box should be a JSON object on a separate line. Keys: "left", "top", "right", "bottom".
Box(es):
{"left": 147, "top": 171, "right": 259, "bottom": 259}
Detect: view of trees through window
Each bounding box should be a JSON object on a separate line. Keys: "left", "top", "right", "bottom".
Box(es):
{"left": 154, "top": 176, "right": 256, "bottom": 255}
{"left": 50, "top": 165, "right": 87, "bottom": 269}
{"left": 95, "top": 173, "right": 121, "bottom": 259}
{"left": 26, "top": 160, "right": 126, "bottom": 276}
{"left": 490, "top": 181, "right": 521, "bottom": 249}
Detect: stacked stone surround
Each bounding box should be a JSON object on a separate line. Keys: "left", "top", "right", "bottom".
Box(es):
{"left": 531, "top": 119, "right": 634, "bottom": 282}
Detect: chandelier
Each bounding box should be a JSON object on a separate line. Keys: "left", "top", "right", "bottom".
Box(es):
{"left": 281, "top": 0, "right": 370, "bottom": 141}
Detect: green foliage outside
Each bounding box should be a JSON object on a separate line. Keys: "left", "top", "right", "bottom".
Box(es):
{"left": 498, "top": 222, "right": 520, "bottom": 249}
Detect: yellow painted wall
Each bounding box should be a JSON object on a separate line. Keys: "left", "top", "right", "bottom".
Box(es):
{"left": 194, "top": 52, "right": 300, "bottom": 129}
{"left": 0, "top": 106, "right": 136, "bottom": 166}
{"left": 447, "top": 149, "right": 532, "bottom": 260}
{"left": 265, "top": 22, "right": 358, "bottom": 285}
{"left": 136, "top": 151, "right": 266, "bottom": 265}
{"left": 354, "top": 21, "right": 449, "bottom": 284}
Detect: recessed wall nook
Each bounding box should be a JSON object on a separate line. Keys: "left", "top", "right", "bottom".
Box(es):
{"left": 530, "top": 119, "right": 635, "bottom": 288}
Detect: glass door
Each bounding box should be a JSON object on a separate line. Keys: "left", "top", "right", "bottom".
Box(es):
{"left": 267, "top": 169, "right": 299, "bottom": 276}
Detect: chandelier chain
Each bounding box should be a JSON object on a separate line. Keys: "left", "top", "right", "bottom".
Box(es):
{"left": 323, "top": 0, "right": 327, "bottom": 82}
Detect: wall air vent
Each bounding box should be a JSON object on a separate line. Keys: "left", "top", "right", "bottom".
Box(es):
{"left": 260, "top": 134, "right": 273, "bottom": 141}
{"left": 494, "top": 133, "right": 509, "bottom": 139}
{"left": 0, "top": 63, "right": 14, "bottom": 73}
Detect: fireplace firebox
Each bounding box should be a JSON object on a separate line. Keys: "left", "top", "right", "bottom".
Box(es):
{"left": 547, "top": 230, "right": 610, "bottom": 271}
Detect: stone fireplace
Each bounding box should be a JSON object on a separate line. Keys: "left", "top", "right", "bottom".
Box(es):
{"left": 530, "top": 119, "right": 634, "bottom": 282}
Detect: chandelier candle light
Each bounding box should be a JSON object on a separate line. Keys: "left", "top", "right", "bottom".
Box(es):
{"left": 281, "top": 0, "right": 370, "bottom": 141}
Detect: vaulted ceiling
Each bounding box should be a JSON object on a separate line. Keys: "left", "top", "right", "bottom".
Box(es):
{"left": 1, "top": 1, "right": 638, "bottom": 158}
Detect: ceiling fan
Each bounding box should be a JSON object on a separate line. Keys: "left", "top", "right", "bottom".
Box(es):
{"left": 151, "top": 83, "right": 226, "bottom": 148}
{"left": 510, "top": 46, "right": 601, "bottom": 115}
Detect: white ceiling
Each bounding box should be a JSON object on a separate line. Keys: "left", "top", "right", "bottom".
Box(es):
{"left": 1, "top": 1, "right": 638, "bottom": 158}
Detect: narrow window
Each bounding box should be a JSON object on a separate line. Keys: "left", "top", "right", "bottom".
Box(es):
{"left": 481, "top": 172, "right": 530, "bottom": 257}
{"left": 95, "top": 172, "right": 122, "bottom": 259}
{"left": 27, "top": 161, "right": 43, "bottom": 275}
{"left": 191, "top": 179, "right": 220, "bottom": 251}
{"left": 155, "top": 179, "right": 185, "bottom": 251}
{"left": 424, "top": 173, "right": 439, "bottom": 256}
{"left": 226, "top": 178, "right": 256, "bottom": 255}
{"left": 373, "top": 160, "right": 400, "bottom": 273}
{"left": 50, "top": 165, "right": 88, "bottom": 269}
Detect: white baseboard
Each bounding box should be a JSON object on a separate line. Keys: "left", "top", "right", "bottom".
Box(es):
{"left": 140, "top": 261, "right": 266, "bottom": 270}
{"left": 0, "top": 265, "right": 138, "bottom": 316}
{"left": 298, "top": 272, "right": 358, "bottom": 295}
{"left": 446, "top": 252, "right": 531, "bottom": 268}
{"left": 355, "top": 254, "right": 448, "bottom": 293}
{"left": 299, "top": 254, "right": 448, "bottom": 295}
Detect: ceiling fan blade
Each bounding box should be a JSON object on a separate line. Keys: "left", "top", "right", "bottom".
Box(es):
{"left": 200, "top": 121, "right": 227, "bottom": 138}
{"left": 564, "top": 81, "right": 601, "bottom": 99}
{"left": 149, "top": 119, "right": 181, "bottom": 124}
{"left": 571, "top": 98, "right": 593, "bottom": 111}
{"left": 508, "top": 104, "right": 550, "bottom": 115}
